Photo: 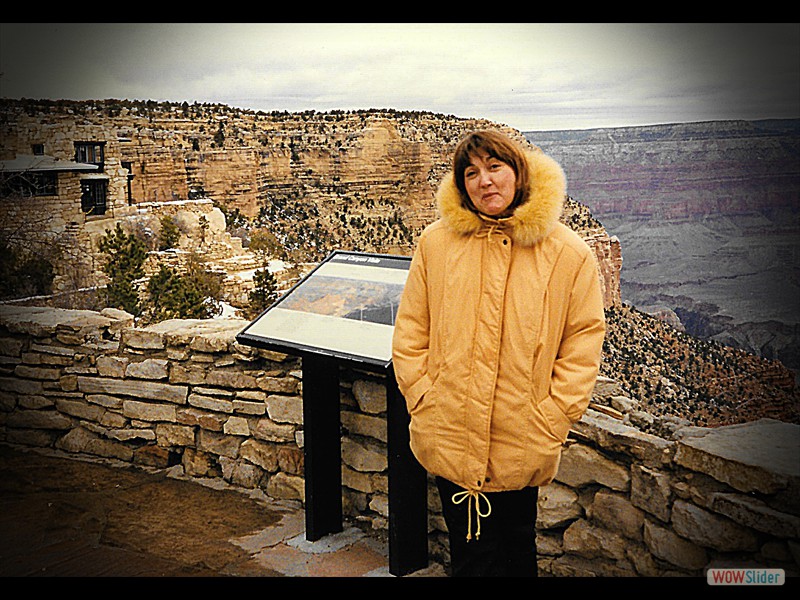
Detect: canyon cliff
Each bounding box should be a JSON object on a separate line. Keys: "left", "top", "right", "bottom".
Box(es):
{"left": 0, "top": 99, "right": 796, "bottom": 427}
{"left": 526, "top": 120, "right": 800, "bottom": 376}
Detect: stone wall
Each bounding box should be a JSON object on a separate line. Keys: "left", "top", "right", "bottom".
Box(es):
{"left": 0, "top": 304, "right": 797, "bottom": 577}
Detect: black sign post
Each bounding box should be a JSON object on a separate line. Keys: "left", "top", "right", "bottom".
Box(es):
{"left": 385, "top": 364, "right": 429, "bottom": 576}
{"left": 301, "top": 353, "right": 343, "bottom": 540}
{"left": 236, "top": 250, "right": 428, "bottom": 576}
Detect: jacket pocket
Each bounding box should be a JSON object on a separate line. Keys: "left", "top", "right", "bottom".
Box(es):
{"left": 408, "top": 377, "right": 441, "bottom": 474}
{"left": 537, "top": 394, "right": 572, "bottom": 444}
{"left": 405, "top": 372, "right": 435, "bottom": 414}
{"left": 515, "top": 394, "right": 567, "bottom": 488}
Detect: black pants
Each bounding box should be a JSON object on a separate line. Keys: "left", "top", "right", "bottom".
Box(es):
{"left": 436, "top": 476, "right": 539, "bottom": 577}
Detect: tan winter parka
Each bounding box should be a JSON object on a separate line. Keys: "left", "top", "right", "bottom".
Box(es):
{"left": 391, "top": 148, "right": 606, "bottom": 493}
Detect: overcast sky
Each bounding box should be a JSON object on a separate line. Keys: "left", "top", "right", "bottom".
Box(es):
{"left": 1, "top": 23, "right": 798, "bottom": 132}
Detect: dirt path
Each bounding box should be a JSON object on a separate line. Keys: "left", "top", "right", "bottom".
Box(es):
{"left": 0, "top": 444, "right": 287, "bottom": 577}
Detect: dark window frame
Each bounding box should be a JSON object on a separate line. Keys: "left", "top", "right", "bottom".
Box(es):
{"left": 0, "top": 171, "right": 58, "bottom": 198}
{"left": 80, "top": 178, "right": 107, "bottom": 215}
{"left": 74, "top": 141, "right": 106, "bottom": 171}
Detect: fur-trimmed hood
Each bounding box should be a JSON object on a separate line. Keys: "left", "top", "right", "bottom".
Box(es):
{"left": 436, "top": 149, "right": 566, "bottom": 247}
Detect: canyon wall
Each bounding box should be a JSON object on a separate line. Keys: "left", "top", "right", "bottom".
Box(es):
{"left": 0, "top": 99, "right": 621, "bottom": 307}
{"left": 527, "top": 119, "right": 800, "bottom": 219}
{"left": 526, "top": 120, "right": 800, "bottom": 376}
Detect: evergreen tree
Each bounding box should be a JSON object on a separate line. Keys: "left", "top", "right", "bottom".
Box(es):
{"left": 158, "top": 215, "right": 180, "bottom": 250}
{"left": 248, "top": 267, "right": 279, "bottom": 317}
{"left": 198, "top": 215, "right": 209, "bottom": 245}
{"left": 248, "top": 228, "right": 283, "bottom": 263}
{"left": 213, "top": 123, "right": 225, "bottom": 147}
{"left": 142, "top": 254, "right": 223, "bottom": 323}
{"left": 97, "top": 223, "right": 147, "bottom": 315}
{"left": 144, "top": 264, "right": 183, "bottom": 321}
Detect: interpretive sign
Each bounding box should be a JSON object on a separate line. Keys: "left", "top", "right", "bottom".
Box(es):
{"left": 236, "top": 250, "right": 411, "bottom": 369}
{"left": 235, "top": 249, "right": 428, "bottom": 576}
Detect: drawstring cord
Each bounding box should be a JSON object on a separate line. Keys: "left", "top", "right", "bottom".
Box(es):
{"left": 474, "top": 213, "right": 514, "bottom": 243}
{"left": 475, "top": 222, "right": 504, "bottom": 242}
{"left": 451, "top": 489, "right": 492, "bottom": 542}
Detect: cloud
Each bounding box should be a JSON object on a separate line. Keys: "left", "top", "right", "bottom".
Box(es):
{"left": 1, "top": 23, "right": 797, "bottom": 131}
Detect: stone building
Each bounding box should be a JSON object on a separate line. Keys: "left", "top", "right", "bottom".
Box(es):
{"left": 0, "top": 101, "right": 255, "bottom": 300}
{"left": 0, "top": 129, "right": 133, "bottom": 295}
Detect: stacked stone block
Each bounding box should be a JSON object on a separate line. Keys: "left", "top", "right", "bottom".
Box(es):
{"left": 0, "top": 304, "right": 797, "bottom": 578}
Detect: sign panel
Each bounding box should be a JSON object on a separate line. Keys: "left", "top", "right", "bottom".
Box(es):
{"left": 236, "top": 250, "right": 411, "bottom": 369}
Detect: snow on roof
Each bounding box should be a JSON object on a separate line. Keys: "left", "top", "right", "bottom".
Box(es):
{"left": 0, "top": 154, "right": 99, "bottom": 173}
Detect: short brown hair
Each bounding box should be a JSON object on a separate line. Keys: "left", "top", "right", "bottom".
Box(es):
{"left": 452, "top": 130, "right": 530, "bottom": 213}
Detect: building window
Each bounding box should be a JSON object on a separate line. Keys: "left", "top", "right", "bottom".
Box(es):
{"left": 74, "top": 141, "right": 105, "bottom": 171}
{"left": 81, "top": 179, "right": 107, "bottom": 215}
{"left": 32, "top": 143, "right": 44, "bottom": 155}
{"left": 33, "top": 172, "right": 57, "bottom": 195}
{"left": 0, "top": 171, "right": 57, "bottom": 197}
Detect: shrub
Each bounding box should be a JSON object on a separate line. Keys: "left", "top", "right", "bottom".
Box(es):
{"left": 0, "top": 240, "right": 55, "bottom": 300}
{"left": 97, "top": 223, "right": 147, "bottom": 315}
{"left": 247, "top": 267, "right": 279, "bottom": 317}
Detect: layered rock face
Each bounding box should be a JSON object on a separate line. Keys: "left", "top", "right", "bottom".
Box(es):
{"left": 3, "top": 99, "right": 796, "bottom": 427}
{"left": 527, "top": 120, "right": 800, "bottom": 374}
{"left": 0, "top": 99, "right": 621, "bottom": 307}
{"left": 527, "top": 120, "right": 800, "bottom": 219}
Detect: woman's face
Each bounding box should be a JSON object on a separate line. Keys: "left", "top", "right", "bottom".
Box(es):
{"left": 463, "top": 151, "right": 517, "bottom": 217}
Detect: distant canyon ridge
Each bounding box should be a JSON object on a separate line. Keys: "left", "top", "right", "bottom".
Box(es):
{"left": 526, "top": 120, "right": 800, "bottom": 376}
{"left": 1, "top": 99, "right": 797, "bottom": 426}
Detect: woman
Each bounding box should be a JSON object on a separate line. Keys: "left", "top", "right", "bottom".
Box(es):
{"left": 391, "top": 130, "right": 606, "bottom": 577}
